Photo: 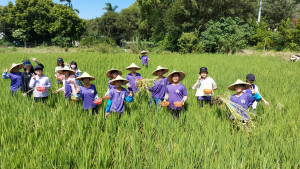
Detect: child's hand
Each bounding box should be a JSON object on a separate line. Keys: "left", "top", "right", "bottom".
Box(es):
{"left": 3, "top": 68, "right": 8, "bottom": 73}
{"left": 250, "top": 86, "right": 256, "bottom": 95}
{"left": 105, "top": 113, "right": 109, "bottom": 118}
{"left": 181, "top": 100, "right": 185, "bottom": 106}
{"left": 32, "top": 73, "right": 36, "bottom": 80}
{"left": 264, "top": 101, "right": 269, "bottom": 106}
{"left": 31, "top": 57, "right": 37, "bottom": 62}
{"left": 23, "top": 93, "right": 26, "bottom": 97}
{"left": 129, "top": 91, "right": 133, "bottom": 97}
{"left": 53, "top": 90, "right": 59, "bottom": 94}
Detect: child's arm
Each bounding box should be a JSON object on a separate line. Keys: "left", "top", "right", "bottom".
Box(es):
{"left": 105, "top": 99, "right": 112, "bottom": 117}
{"left": 45, "top": 77, "right": 51, "bottom": 89}
{"left": 256, "top": 87, "right": 269, "bottom": 106}
{"left": 212, "top": 79, "right": 217, "bottom": 91}
{"left": 192, "top": 76, "right": 201, "bottom": 89}
{"left": 164, "top": 93, "right": 169, "bottom": 101}
{"left": 182, "top": 95, "right": 188, "bottom": 105}
{"left": 2, "top": 69, "right": 9, "bottom": 79}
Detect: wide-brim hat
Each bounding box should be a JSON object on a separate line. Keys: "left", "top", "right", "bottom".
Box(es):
{"left": 141, "top": 50, "right": 147, "bottom": 54}
{"left": 57, "top": 67, "right": 75, "bottom": 75}
{"left": 167, "top": 71, "right": 185, "bottom": 82}
{"left": 126, "top": 63, "right": 141, "bottom": 70}
{"left": 9, "top": 63, "right": 23, "bottom": 73}
{"left": 152, "top": 66, "right": 169, "bottom": 76}
{"left": 23, "top": 60, "right": 32, "bottom": 67}
{"left": 76, "top": 72, "right": 95, "bottom": 81}
{"left": 109, "top": 75, "right": 129, "bottom": 85}
{"left": 228, "top": 79, "right": 252, "bottom": 91}
{"left": 106, "top": 68, "right": 122, "bottom": 78}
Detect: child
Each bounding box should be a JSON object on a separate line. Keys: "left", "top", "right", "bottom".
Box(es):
{"left": 70, "top": 61, "right": 82, "bottom": 86}
{"left": 54, "top": 67, "right": 79, "bottom": 101}
{"left": 21, "top": 58, "right": 43, "bottom": 97}
{"left": 139, "top": 51, "right": 149, "bottom": 68}
{"left": 29, "top": 65, "right": 51, "bottom": 102}
{"left": 290, "top": 54, "right": 300, "bottom": 62}
{"left": 54, "top": 58, "right": 65, "bottom": 84}
{"left": 244, "top": 74, "right": 269, "bottom": 114}
{"left": 2, "top": 63, "right": 23, "bottom": 95}
{"left": 105, "top": 75, "right": 133, "bottom": 117}
{"left": 126, "top": 63, "right": 142, "bottom": 94}
{"left": 76, "top": 72, "right": 99, "bottom": 115}
{"left": 148, "top": 66, "right": 170, "bottom": 107}
{"left": 104, "top": 68, "right": 122, "bottom": 96}
{"left": 228, "top": 79, "right": 261, "bottom": 120}
{"left": 164, "top": 71, "right": 188, "bottom": 118}
{"left": 192, "top": 67, "right": 217, "bottom": 107}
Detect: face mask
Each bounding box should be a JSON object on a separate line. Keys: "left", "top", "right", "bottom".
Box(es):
{"left": 71, "top": 65, "right": 76, "bottom": 69}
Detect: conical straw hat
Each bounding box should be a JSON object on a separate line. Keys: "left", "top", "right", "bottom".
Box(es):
{"left": 167, "top": 71, "right": 185, "bottom": 82}
{"left": 126, "top": 63, "right": 141, "bottom": 70}
{"left": 152, "top": 66, "right": 169, "bottom": 76}
{"left": 75, "top": 72, "right": 95, "bottom": 80}
{"left": 106, "top": 68, "right": 122, "bottom": 78}
{"left": 141, "top": 50, "right": 147, "bottom": 54}
{"left": 109, "top": 75, "right": 129, "bottom": 85}
{"left": 57, "top": 67, "right": 75, "bottom": 75}
{"left": 9, "top": 63, "right": 23, "bottom": 73}
{"left": 228, "top": 79, "right": 252, "bottom": 91}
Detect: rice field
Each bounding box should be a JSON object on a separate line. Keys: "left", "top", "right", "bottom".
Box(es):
{"left": 0, "top": 51, "right": 299, "bottom": 168}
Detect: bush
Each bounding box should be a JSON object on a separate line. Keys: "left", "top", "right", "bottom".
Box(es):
{"left": 200, "top": 17, "right": 253, "bottom": 54}
{"left": 177, "top": 32, "right": 204, "bottom": 54}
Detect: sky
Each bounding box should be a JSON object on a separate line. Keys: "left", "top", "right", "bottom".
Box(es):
{"left": 0, "top": 0, "right": 136, "bottom": 20}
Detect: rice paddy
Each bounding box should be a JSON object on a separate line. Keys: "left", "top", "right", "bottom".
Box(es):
{"left": 0, "top": 51, "right": 299, "bottom": 168}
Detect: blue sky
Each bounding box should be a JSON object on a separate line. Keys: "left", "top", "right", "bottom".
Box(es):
{"left": 0, "top": 0, "right": 136, "bottom": 20}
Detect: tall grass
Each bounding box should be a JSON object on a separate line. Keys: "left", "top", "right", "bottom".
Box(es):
{"left": 0, "top": 52, "right": 299, "bottom": 168}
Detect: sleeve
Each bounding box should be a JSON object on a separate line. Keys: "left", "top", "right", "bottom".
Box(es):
{"left": 255, "top": 85, "right": 259, "bottom": 94}
{"left": 2, "top": 72, "right": 9, "bottom": 79}
{"left": 212, "top": 79, "right": 217, "bottom": 87}
{"left": 105, "top": 88, "right": 110, "bottom": 96}
{"left": 148, "top": 81, "right": 155, "bottom": 92}
{"left": 105, "top": 99, "right": 112, "bottom": 113}
{"left": 182, "top": 85, "right": 188, "bottom": 96}
{"left": 109, "top": 90, "right": 114, "bottom": 99}
{"left": 139, "top": 56, "right": 142, "bottom": 59}
{"left": 29, "top": 77, "right": 36, "bottom": 88}
{"left": 247, "top": 94, "right": 255, "bottom": 107}
{"left": 251, "top": 93, "right": 262, "bottom": 102}
{"left": 45, "top": 77, "right": 51, "bottom": 89}
{"left": 125, "top": 96, "right": 133, "bottom": 102}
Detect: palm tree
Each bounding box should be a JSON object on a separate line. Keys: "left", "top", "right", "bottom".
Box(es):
{"left": 60, "top": 0, "right": 79, "bottom": 13}
{"left": 103, "top": 3, "right": 118, "bottom": 12}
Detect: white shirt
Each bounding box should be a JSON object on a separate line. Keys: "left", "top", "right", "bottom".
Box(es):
{"left": 192, "top": 76, "right": 217, "bottom": 96}
{"left": 29, "top": 75, "right": 51, "bottom": 97}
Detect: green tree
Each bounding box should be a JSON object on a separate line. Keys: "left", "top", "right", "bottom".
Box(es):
{"left": 12, "top": 29, "right": 29, "bottom": 47}
{"left": 59, "top": 0, "right": 79, "bottom": 13}
{"left": 103, "top": 3, "right": 118, "bottom": 12}
{"left": 262, "top": 0, "right": 296, "bottom": 28}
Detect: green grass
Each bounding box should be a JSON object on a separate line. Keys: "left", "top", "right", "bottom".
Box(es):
{"left": 0, "top": 52, "right": 299, "bottom": 168}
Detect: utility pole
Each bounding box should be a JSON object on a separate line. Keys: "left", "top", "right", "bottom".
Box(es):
{"left": 257, "top": 0, "right": 263, "bottom": 25}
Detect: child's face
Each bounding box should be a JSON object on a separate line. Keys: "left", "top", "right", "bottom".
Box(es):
{"left": 143, "top": 53, "right": 146, "bottom": 56}
{"left": 172, "top": 74, "right": 180, "bottom": 83}
{"left": 130, "top": 68, "right": 137, "bottom": 73}
{"left": 83, "top": 78, "right": 90, "bottom": 84}
{"left": 157, "top": 70, "right": 163, "bottom": 76}
{"left": 115, "top": 81, "right": 122, "bottom": 88}
{"left": 58, "top": 62, "right": 63, "bottom": 66}
{"left": 200, "top": 72, "right": 207, "bottom": 78}
{"left": 35, "top": 69, "right": 42, "bottom": 76}
{"left": 24, "top": 65, "right": 31, "bottom": 71}
{"left": 235, "top": 85, "right": 244, "bottom": 93}
{"left": 246, "top": 79, "right": 254, "bottom": 84}
{"left": 71, "top": 64, "right": 76, "bottom": 69}
{"left": 111, "top": 72, "right": 118, "bottom": 79}
{"left": 63, "top": 70, "right": 70, "bottom": 76}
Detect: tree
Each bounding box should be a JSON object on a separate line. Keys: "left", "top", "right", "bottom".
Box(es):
{"left": 262, "top": 0, "right": 296, "bottom": 28}
{"left": 59, "top": 0, "right": 79, "bottom": 13}
{"left": 103, "top": 3, "right": 118, "bottom": 12}
{"left": 12, "top": 29, "right": 29, "bottom": 47}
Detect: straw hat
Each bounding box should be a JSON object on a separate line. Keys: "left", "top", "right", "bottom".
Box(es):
{"left": 228, "top": 79, "right": 252, "bottom": 91}
{"left": 75, "top": 72, "right": 95, "bottom": 81}
{"left": 141, "top": 50, "right": 147, "bottom": 54}
{"left": 9, "top": 63, "right": 23, "bottom": 73}
{"left": 106, "top": 68, "right": 122, "bottom": 78}
{"left": 57, "top": 67, "right": 75, "bottom": 75}
{"left": 167, "top": 71, "right": 185, "bottom": 82}
{"left": 152, "top": 66, "right": 169, "bottom": 76}
{"left": 109, "top": 75, "right": 129, "bottom": 85}
{"left": 126, "top": 63, "right": 141, "bottom": 70}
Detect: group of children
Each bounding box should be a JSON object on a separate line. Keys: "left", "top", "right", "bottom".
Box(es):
{"left": 2, "top": 51, "right": 269, "bottom": 120}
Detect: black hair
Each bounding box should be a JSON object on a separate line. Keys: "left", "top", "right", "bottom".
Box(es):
{"left": 70, "top": 61, "right": 77, "bottom": 69}
{"left": 111, "top": 70, "right": 118, "bottom": 74}
{"left": 57, "top": 60, "right": 65, "bottom": 67}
